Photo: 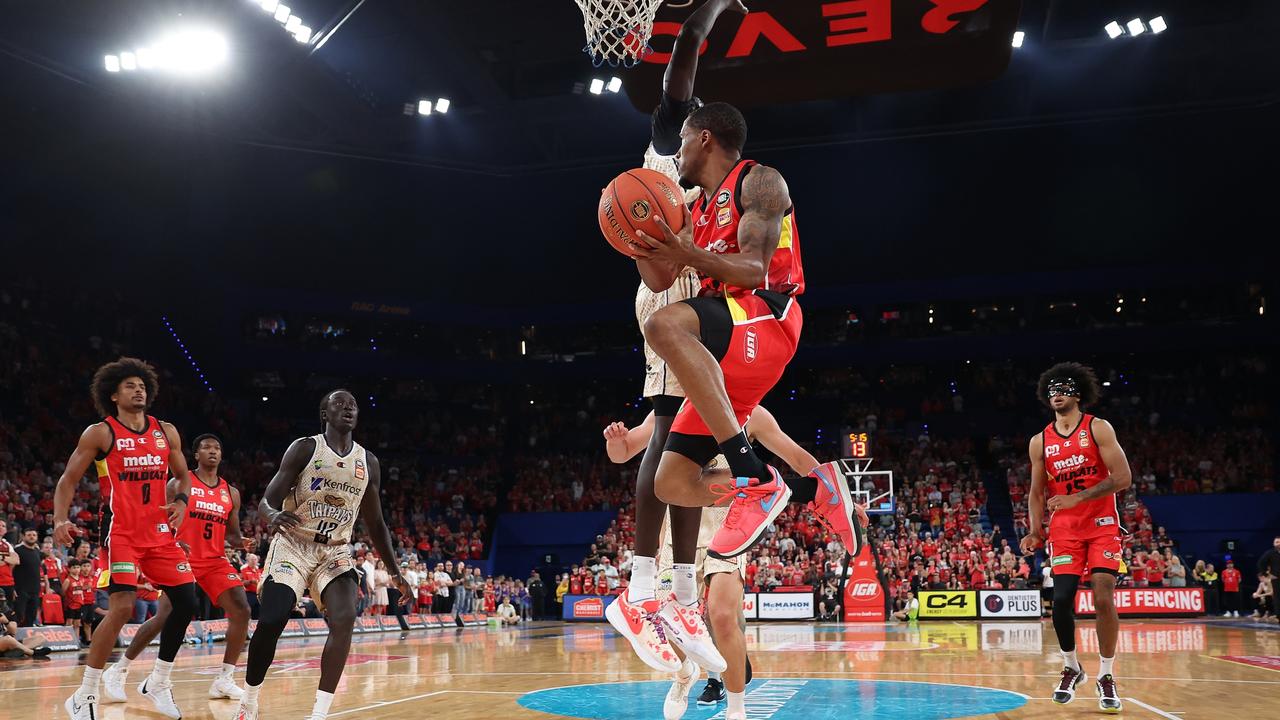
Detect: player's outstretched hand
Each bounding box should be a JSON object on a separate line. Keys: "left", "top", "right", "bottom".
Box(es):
{"left": 726, "top": 0, "right": 750, "bottom": 14}
{"left": 393, "top": 575, "right": 413, "bottom": 605}
{"left": 602, "top": 422, "right": 628, "bottom": 441}
{"left": 1019, "top": 532, "right": 1043, "bottom": 556}
{"left": 165, "top": 500, "right": 187, "bottom": 530}
{"left": 267, "top": 508, "right": 305, "bottom": 535}
{"left": 603, "top": 421, "right": 631, "bottom": 464}
{"left": 53, "top": 520, "right": 76, "bottom": 547}
{"left": 854, "top": 503, "right": 870, "bottom": 529}
{"left": 241, "top": 536, "right": 258, "bottom": 551}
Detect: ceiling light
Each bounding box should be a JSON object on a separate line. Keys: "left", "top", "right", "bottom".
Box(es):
{"left": 1149, "top": 16, "right": 1167, "bottom": 34}
{"left": 120, "top": 51, "right": 137, "bottom": 70}
{"left": 418, "top": 100, "right": 433, "bottom": 115}
{"left": 105, "top": 54, "right": 120, "bottom": 72}
{"left": 607, "top": 76, "right": 622, "bottom": 93}
{"left": 435, "top": 98, "right": 450, "bottom": 113}
{"left": 1011, "top": 31, "right": 1024, "bottom": 48}
{"left": 1104, "top": 21, "right": 1123, "bottom": 39}
{"left": 1127, "top": 18, "right": 1146, "bottom": 36}
{"left": 589, "top": 78, "right": 604, "bottom": 95}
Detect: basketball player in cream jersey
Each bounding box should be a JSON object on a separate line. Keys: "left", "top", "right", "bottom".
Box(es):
{"left": 235, "top": 390, "right": 409, "bottom": 720}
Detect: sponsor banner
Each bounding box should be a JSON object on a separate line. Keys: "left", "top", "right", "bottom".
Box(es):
{"left": 843, "top": 541, "right": 886, "bottom": 622}
{"left": 742, "top": 593, "right": 758, "bottom": 620}
{"left": 979, "top": 590, "right": 1042, "bottom": 619}
{"left": 405, "top": 614, "right": 427, "bottom": 629}
{"left": 280, "top": 619, "right": 307, "bottom": 638}
{"left": 379, "top": 616, "right": 403, "bottom": 630}
{"left": 1215, "top": 656, "right": 1280, "bottom": 672}
{"left": 460, "top": 613, "right": 483, "bottom": 626}
{"left": 356, "top": 616, "right": 383, "bottom": 634}
{"left": 757, "top": 592, "right": 814, "bottom": 620}
{"left": 1075, "top": 588, "right": 1204, "bottom": 617}
{"left": 302, "top": 618, "right": 330, "bottom": 637}
{"left": 17, "top": 626, "right": 81, "bottom": 652}
{"left": 980, "top": 622, "right": 1044, "bottom": 653}
{"left": 918, "top": 591, "right": 978, "bottom": 619}
{"left": 202, "top": 619, "right": 230, "bottom": 641}
{"left": 118, "top": 622, "right": 161, "bottom": 647}
{"left": 421, "top": 614, "right": 445, "bottom": 628}
{"left": 563, "top": 594, "right": 618, "bottom": 621}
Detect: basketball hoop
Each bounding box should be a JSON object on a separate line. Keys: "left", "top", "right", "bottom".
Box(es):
{"left": 574, "top": 0, "right": 663, "bottom": 68}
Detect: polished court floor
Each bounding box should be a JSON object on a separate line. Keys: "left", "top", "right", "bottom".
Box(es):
{"left": 2, "top": 618, "right": 1276, "bottom": 718}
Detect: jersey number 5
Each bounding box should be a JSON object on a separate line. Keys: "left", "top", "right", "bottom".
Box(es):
{"left": 314, "top": 521, "right": 338, "bottom": 545}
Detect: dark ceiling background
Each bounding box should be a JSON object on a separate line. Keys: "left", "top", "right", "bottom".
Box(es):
{"left": 1, "top": 0, "right": 1276, "bottom": 310}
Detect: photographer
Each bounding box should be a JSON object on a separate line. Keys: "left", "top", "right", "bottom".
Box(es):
{"left": 0, "top": 607, "right": 52, "bottom": 659}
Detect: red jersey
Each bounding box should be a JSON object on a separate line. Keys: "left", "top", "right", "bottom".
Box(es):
{"left": 1042, "top": 414, "right": 1121, "bottom": 538}
{"left": 176, "top": 473, "right": 234, "bottom": 561}
{"left": 241, "top": 565, "right": 261, "bottom": 593}
{"left": 569, "top": 576, "right": 583, "bottom": 595}
{"left": 94, "top": 415, "right": 173, "bottom": 547}
{"left": 690, "top": 159, "right": 804, "bottom": 298}
{"left": 1223, "top": 568, "right": 1241, "bottom": 592}
{"left": 65, "top": 575, "right": 90, "bottom": 610}
{"left": 0, "top": 539, "right": 14, "bottom": 586}
{"left": 42, "top": 556, "right": 63, "bottom": 586}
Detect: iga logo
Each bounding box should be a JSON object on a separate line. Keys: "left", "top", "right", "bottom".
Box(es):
{"left": 744, "top": 327, "right": 758, "bottom": 364}
{"left": 850, "top": 582, "right": 879, "bottom": 598}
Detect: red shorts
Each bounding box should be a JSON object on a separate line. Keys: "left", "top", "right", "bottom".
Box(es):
{"left": 190, "top": 557, "right": 244, "bottom": 607}
{"left": 669, "top": 291, "right": 802, "bottom": 445}
{"left": 1047, "top": 533, "right": 1123, "bottom": 577}
{"left": 106, "top": 540, "right": 195, "bottom": 590}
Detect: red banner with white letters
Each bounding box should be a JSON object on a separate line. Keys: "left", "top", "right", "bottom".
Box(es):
{"left": 843, "top": 539, "right": 886, "bottom": 621}
{"left": 1075, "top": 587, "right": 1204, "bottom": 617}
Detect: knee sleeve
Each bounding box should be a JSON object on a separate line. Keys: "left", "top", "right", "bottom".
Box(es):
{"left": 257, "top": 582, "right": 298, "bottom": 629}
{"left": 157, "top": 583, "right": 197, "bottom": 661}
{"left": 1052, "top": 576, "right": 1080, "bottom": 652}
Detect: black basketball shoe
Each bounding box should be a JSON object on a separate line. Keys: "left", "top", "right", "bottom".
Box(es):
{"left": 696, "top": 677, "right": 726, "bottom": 706}
{"left": 1096, "top": 674, "right": 1122, "bottom": 713}
{"left": 1052, "top": 666, "right": 1086, "bottom": 704}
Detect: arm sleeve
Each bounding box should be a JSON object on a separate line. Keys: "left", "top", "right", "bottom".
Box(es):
{"left": 649, "top": 92, "right": 701, "bottom": 156}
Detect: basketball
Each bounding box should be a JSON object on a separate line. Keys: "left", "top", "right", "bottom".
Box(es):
{"left": 598, "top": 168, "right": 686, "bottom": 258}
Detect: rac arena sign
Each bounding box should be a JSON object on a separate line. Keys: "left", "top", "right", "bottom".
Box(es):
{"left": 625, "top": 0, "right": 1022, "bottom": 109}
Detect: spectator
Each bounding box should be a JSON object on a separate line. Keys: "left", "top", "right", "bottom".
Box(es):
{"left": 1202, "top": 563, "right": 1221, "bottom": 615}
{"left": 817, "top": 578, "right": 841, "bottom": 620}
{"left": 1258, "top": 536, "right": 1280, "bottom": 621}
{"left": 497, "top": 596, "right": 519, "bottom": 625}
{"left": 1221, "top": 560, "right": 1242, "bottom": 617}
{"left": 373, "top": 560, "right": 390, "bottom": 615}
{"left": 0, "top": 521, "right": 15, "bottom": 611}
{"left": 12, "top": 529, "right": 42, "bottom": 627}
{"left": 1251, "top": 573, "right": 1273, "bottom": 619}
{"left": 134, "top": 573, "right": 159, "bottom": 623}
{"left": 527, "top": 571, "right": 545, "bottom": 621}
{"left": 555, "top": 574, "right": 568, "bottom": 617}
{"left": 1166, "top": 556, "right": 1187, "bottom": 587}
{"left": 453, "top": 561, "right": 471, "bottom": 626}
{"left": 891, "top": 591, "right": 919, "bottom": 622}
{"left": 432, "top": 563, "right": 452, "bottom": 614}
{"left": 0, "top": 607, "right": 51, "bottom": 659}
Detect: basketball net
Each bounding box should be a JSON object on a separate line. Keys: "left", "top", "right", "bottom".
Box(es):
{"left": 574, "top": 0, "right": 663, "bottom": 67}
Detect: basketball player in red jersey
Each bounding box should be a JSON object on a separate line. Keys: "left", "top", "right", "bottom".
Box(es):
{"left": 611, "top": 0, "right": 750, "bottom": 679}
{"left": 617, "top": 103, "right": 863, "bottom": 673}
{"left": 1020, "top": 363, "right": 1131, "bottom": 713}
{"left": 52, "top": 357, "right": 199, "bottom": 720}
{"left": 102, "top": 433, "right": 255, "bottom": 705}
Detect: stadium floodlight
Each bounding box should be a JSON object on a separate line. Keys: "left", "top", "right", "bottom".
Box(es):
{"left": 607, "top": 76, "right": 622, "bottom": 93}
{"left": 1012, "top": 31, "right": 1024, "bottom": 48}
{"left": 285, "top": 15, "right": 301, "bottom": 31}
{"left": 589, "top": 78, "right": 605, "bottom": 95}
{"left": 105, "top": 54, "right": 121, "bottom": 72}
{"left": 154, "top": 28, "right": 228, "bottom": 74}
{"left": 1127, "top": 18, "right": 1145, "bottom": 36}
{"left": 136, "top": 47, "right": 155, "bottom": 68}
{"left": 418, "top": 100, "right": 433, "bottom": 115}
{"left": 435, "top": 97, "right": 450, "bottom": 113}
{"left": 1104, "top": 21, "right": 1123, "bottom": 39}
{"left": 274, "top": 5, "right": 291, "bottom": 23}
{"left": 293, "top": 25, "right": 312, "bottom": 43}
{"left": 120, "top": 51, "right": 137, "bottom": 70}
{"left": 260, "top": 0, "right": 278, "bottom": 13}
{"left": 1150, "top": 16, "right": 1167, "bottom": 34}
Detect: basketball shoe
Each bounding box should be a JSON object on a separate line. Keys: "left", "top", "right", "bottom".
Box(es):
{"left": 605, "top": 592, "right": 682, "bottom": 672}
{"left": 663, "top": 657, "right": 699, "bottom": 720}
{"left": 1052, "top": 666, "right": 1086, "bottom": 704}
{"left": 64, "top": 692, "right": 98, "bottom": 720}
{"left": 1096, "top": 674, "right": 1122, "bottom": 713}
{"left": 708, "top": 467, "right": 791, "bottom": 559}
{"left": 657, "top": 599, "right": 727, "bottom": 673}
{"left": 697, "top": 677, "right": 726, "bottom": 706}
{"left": 210, "top": 673, "right": 246, "bottom": 700}
{"left": 808, "top": 461, "right": 865, "bottom": 557}
{"left": 101, "top": 662, "right": 129, "bottom": 702}
{"left": 139, "top": 675, "right": 183, "bottom": 719}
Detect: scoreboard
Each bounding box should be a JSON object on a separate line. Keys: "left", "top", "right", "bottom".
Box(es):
{"left": 842, "top": 432, "right": 871, "bottom": 459}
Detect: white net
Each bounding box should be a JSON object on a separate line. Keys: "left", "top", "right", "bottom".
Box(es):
{"left": 574, "top": 0, "right": 664, "bottom": 68}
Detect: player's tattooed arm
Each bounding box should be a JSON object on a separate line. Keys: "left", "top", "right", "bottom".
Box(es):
{"left": 360, "top": 452, "right": 412, "bottom": 603}
{"left": 261, "top": 437, "right": 315, "bottom": 534}
{"left": 665, "top": 0, "right": 749, "bottom": 100}
{"left": 1020, "top": 434, "right": 1046, "bottom": 555}
{"left": 52, "top": 423, "right": 111, "bottom": 546}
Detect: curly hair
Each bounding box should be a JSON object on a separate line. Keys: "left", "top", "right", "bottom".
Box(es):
{"left": 90, "top": 356, "right": 159, "bottom": 417}
{"left": 1036, "top": 361, "right": 1100, "bottom": 408}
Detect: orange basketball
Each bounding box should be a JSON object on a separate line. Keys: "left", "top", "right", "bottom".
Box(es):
{"left": 598, "top": 168, "right": 685, "bottom": 258}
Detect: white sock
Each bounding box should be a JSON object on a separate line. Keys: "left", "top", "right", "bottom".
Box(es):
{"left": 221, "top": 663, "right": 236, "bottom": 678}
{"left": 673, "top": 563, "right": 697, "bottom": 606}
{"left": 244, "top": 683, "right": 261, "bottom": 706}
{"left": 1099, "top": 655, "right": 1115, "bottom": 678}
{"left": 628, "top": 556, "right": 657, "bottom": 601}
{"left": 709, "top": 670, "right": 722, "bottom": 682}
{"left": 151, "top": 658, "right": 174, "bottom": 685}
{"left": 115, "top": 657, "right": 132, "bottom": 671}
{"left": 79, "top": 667, "right": 103, "bottom": 699}
{"left": 1063, "top": 650, "right": 1081, "bottom": 672}
{"left": 674, "top": 657, "right": 697, "bottom": 681}
{"left": 728, "top": 690, "right": 746, "bottom": 715}
{"left": 312, "top": 689, "right": 335, "bottom": 719}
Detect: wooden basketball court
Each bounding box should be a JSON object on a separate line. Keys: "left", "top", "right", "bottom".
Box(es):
{"left": 2, "top": 618, "right": 1275, "bottom": 718}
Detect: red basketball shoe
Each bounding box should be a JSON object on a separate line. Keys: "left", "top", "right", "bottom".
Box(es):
{"left": 707, "top": 466, "right": 792, "bottom": 560}
{"left": 809, "top": 461, "right": 865, "bottom": 558}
